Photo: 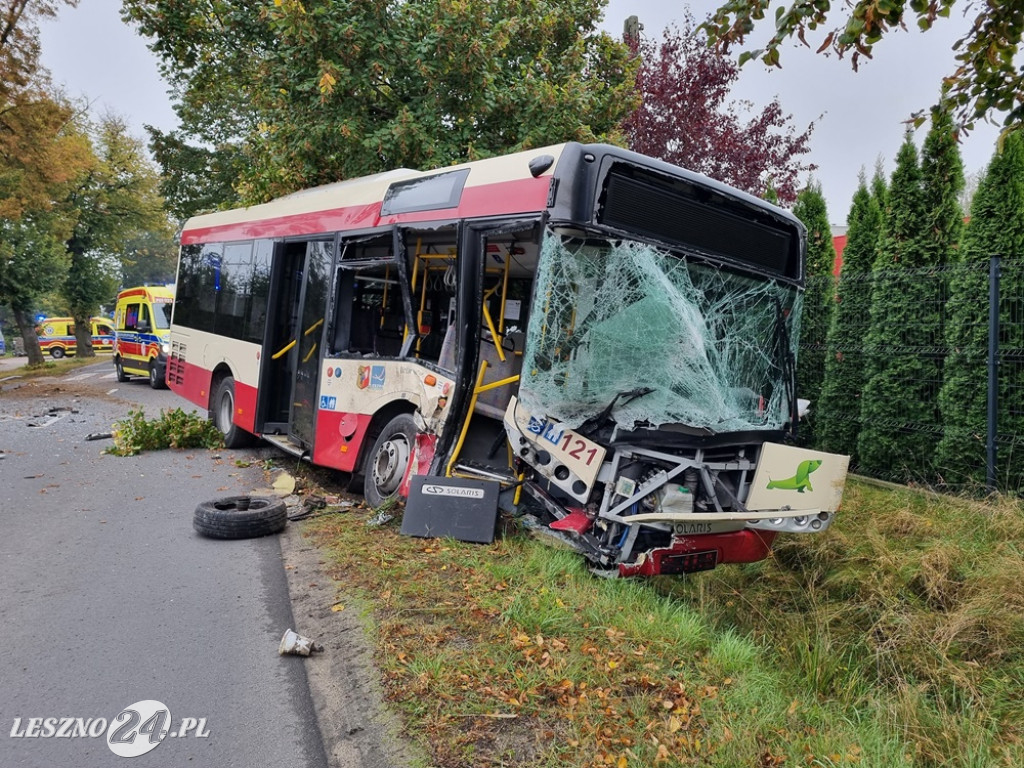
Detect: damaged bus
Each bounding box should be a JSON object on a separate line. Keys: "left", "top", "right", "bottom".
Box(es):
{"left": 168, "top": 143, "right": 848, "bottom": 577}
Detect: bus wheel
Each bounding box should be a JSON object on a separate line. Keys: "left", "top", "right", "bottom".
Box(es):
{"left": 148, "top": 360, "right": 167, "bottom": 390}
{"left": 212, "top": 376, "right": 249, "bottom": 448}
{"left": 115, "top": 357, "right": 130, "bottom": 382}
{"left": 363, "top": 413, "right": 417, "bottom": 508}
{"left": 51, "top": 347, "right": 65, "bottom": 359}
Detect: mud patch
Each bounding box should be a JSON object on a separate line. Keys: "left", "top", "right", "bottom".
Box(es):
{"left": 0, "top": 377, "right": 127, "bottom": 403}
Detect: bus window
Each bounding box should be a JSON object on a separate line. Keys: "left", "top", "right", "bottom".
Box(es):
{"left": 330, "top": 233, "right": 407, "bottom": 358}
{"left": 404, "top": 230, "right": 458, "bottom": 365}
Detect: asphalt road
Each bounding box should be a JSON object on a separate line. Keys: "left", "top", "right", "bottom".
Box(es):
{"left": 0, "top": 360, "right": 329, "bottom": 767}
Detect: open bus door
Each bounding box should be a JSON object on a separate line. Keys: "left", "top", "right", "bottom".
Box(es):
{"left": 257, "top": 238, "right": 334, "bottom": 454}
{"left": 433, "top": 220, "right": 540, "bottom": 495}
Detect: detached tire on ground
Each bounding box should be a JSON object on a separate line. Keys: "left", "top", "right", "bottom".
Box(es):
{"left": 193, "top": 496, "right": 287, "bottom": 540}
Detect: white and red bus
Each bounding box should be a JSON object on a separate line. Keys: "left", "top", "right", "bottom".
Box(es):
{"left": 169, "top": 143, "right": 847, "bottom": 576}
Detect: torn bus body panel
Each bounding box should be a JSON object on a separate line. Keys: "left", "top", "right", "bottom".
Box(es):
{"left": 506, "top": 232, "right": 848, "bottom": 577}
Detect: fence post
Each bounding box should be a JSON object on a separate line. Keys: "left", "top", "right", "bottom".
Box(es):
{"left": 987, "top": 255, "right": 1001, "bottom": 491}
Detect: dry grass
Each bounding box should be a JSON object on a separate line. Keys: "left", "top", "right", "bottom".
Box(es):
{"left": 295, "top": 470, "right": 1024, "bottom": 767}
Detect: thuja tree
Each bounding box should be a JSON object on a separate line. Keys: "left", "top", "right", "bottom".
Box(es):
{"left": 815, "top": 168, "right": 886, "bottom": 459}
{"left": 857, "top": 133, "right": 933, "bottom": 479}
{"left": 792, "top": 182, "right": 835, "bottom": 445}
{"left": 935, "top": 131, "right": 1024, "bottom": 489}
{"left": 858, "top": 109, "right": 962, "bottom": 479}
{"left": 920, "top": 105, "right": 965, "bottom": 266}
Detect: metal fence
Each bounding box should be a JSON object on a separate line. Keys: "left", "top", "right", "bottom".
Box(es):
{"left": 800, "top": 257, "right": 1024, "bottom": 492}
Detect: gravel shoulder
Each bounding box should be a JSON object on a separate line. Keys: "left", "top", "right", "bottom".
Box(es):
{"left": 279, "top": 519, "right": 424, "bottom": 768}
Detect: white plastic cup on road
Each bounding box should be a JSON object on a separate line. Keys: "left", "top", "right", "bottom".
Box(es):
{"left": 278, "top": 628, "right": 319, "bottom": 656}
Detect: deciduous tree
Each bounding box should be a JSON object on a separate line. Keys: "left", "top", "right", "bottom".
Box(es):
{"left": 624, "top": 18, "right": 814, "bottom": 204}
{"left": 701, "top": 0, "right": 1024, "bottom": 130}
{"left": 60, "top": 115, "right": 167, "bottom": 357}
{"left": 0, "top": 212, "right": 71, "bottom": 366}
{"left": 0, "top": 0, "right": 77, "bottom": 101}
{"left": 123, "top": 0, "right": 637, "bottom": 206}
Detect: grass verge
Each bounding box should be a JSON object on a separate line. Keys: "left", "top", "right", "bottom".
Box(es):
{"left": 0, "top": 354, "right": 100, "bottom": 379}
{"left": 302, "top": 477, "right": 1022, "bottom": 767}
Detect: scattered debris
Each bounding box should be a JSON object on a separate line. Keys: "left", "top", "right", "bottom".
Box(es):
{"left": 27, "top": 407, "right": 75, "bottom": 428}
{"left": 278, "top": 628, "right": 323, "bottom": 656}
{"left": 366, "top": 511, "right": 394, "bottom": 527}
{"left": 272, "top": 472, "right": 297, "bottom": 496}
{"left": 281, "top": 493, "right": 358, "bottom": 522}
{"left": 85, "top": 432, "right": 112, "bottom": 441}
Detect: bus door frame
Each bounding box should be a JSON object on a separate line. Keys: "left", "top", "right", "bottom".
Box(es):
{"left": 430, "top": 217, "right": 541, "bottom": 475}
{"left": 255, "top": 235, "right": 336, "bottom": 442}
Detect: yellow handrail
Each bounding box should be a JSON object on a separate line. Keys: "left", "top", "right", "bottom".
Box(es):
{"left": 272, "top": 340, "right": 296, "bottom": 360}
{"left": 445, "top": 360, "right": 489, "bottom": 477}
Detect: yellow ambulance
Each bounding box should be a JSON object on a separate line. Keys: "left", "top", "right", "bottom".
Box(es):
{"left": 113, "top": 286, "right": 175, "bottom": 388}
{"left": 36, "top": 317, "right": 114, "bottom": 358}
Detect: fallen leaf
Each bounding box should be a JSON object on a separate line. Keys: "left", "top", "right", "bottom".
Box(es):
{"left": 273, "top": 473, "right": 296, "bottom": 495}
{"left": 330, "top": 603, "right": 345, "bottom": 612}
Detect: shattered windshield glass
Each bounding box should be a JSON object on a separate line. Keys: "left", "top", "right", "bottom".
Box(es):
{"left": 519, "top": 231, "right": 801, "bottom": 433}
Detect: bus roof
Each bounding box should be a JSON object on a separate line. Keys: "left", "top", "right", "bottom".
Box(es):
{"left": 181, "top": 144, "right": 569, "bottom": 245}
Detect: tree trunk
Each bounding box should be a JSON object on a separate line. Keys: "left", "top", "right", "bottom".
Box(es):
{"left": 72, "top": 310, "right": 95, "bottom": 358}
{"left": 12, "top": 307, "right": 46, "bottom": 367}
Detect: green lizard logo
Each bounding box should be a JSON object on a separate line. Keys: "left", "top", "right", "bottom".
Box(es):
{"left": 767, "top": 459, "right": 822, "bottom": 493}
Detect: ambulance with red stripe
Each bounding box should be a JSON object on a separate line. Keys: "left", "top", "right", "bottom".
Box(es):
{"left": 113, "top": 286, "right": 175, "bottom": 388}
{"left": 36, "top": 316, "right": 114, "bottom": 358}
{"left": 167, "top": 143, "right": 847, "bottom": 577}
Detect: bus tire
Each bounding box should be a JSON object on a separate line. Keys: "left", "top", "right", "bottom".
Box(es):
{"left": 212, "top": 376, "right": 250, "bottom": 448}
{"left": 362, "top": 413, "right": 417, "bottom": 508}
{"left": 193, "top": 496, "right": 287, "bottom": 539}
{"left": 148, "top": 360, "right": 167, "bottom": 389}
{"left": 115, "top": 357, "right": 130, "bottom": 382}
{"left": 51, "top": 347, "right": 65, "bottom": 359}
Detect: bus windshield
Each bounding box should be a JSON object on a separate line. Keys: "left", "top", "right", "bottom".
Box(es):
{"left": 519, "top": 230, "right": 801, "bottom": 433}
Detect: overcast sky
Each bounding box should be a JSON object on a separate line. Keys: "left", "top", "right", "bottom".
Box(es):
{"left": 39, "top": 1, "right": 1003, "bottom": 226}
